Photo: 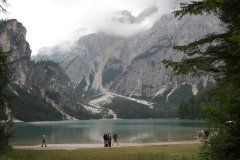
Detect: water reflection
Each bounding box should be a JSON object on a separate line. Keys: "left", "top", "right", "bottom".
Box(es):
{"left": 12, "top": 119, "right": 204, "bottom": 145}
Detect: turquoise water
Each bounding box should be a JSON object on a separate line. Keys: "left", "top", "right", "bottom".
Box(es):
{"left": 11, "top": 119, "right": 205, "bottom": 145}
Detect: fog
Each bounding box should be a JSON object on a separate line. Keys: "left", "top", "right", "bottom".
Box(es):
{"left": 2, "top": 0, "right": 179, "bottom": 55}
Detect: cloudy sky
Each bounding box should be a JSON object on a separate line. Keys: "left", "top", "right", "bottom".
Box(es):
{"left": 3, "top": 0, "right": 177, "bottom": 55}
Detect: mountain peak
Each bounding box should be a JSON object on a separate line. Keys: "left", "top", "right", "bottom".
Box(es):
{"left": 136, "top": 6, "right": 158, "bottom": 23}
{"left": 112, "top": 10, "right": 136, "bottom": 24}
{"left": 111, "top": 6, "right": 158, "bottom": 24}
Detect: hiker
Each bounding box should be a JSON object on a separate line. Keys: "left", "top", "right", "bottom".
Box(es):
{"left": 103, "top": 133, "right": 108, "bottom": 147}
{"left": 198, "top": 129, "right": 209, "bottom": 140}
{"left": 113, "top": 133, "right": 118, "bottom": 146}
{"left": 198, "top": 129, "right": 204, "bottom": 138}
{"left": 41, "top": 134, "right": 47, "bottom": 147}
{"left": 204, "top": 129, "right": 210, "bottom": 138}
{"left": 107, "top": 133, "right": 112, "bottom": 147}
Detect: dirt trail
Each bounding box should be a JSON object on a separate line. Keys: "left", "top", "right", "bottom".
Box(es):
{"left": 13, "top": 140, "right": 201, "bottom": 150}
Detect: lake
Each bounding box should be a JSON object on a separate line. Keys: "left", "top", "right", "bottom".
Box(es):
{"left": 11, "top": 119, "right": 205, "bottom": 145}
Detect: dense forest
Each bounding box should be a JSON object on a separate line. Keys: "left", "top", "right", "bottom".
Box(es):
{"left": 103, "top": 97, "right": 177, "bottom": 119}
{"left": 178, "top": 90, "right": 213, "bottom": 119}
{"left": 4, "top": 85, "right": 63, "bottom": 121}
{"left": 163, "top": 0, "right": 240, "bottom": 159}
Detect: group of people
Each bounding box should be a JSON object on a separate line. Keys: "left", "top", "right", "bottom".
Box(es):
{"left": 103, "top": 133, "right": 118, "bottom": 147}
{"left": 41, "top": 133, "right": 119, "bottom": 148}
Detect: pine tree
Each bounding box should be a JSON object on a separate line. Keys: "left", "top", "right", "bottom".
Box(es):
{"left": 0, "top": 43, "right": 12, "bottom": 157}
{"left": 163, "top": 0, "right": 240, "bottom": 159}
{"left": 0, "top": 0, "right": 12, "bottom": 155}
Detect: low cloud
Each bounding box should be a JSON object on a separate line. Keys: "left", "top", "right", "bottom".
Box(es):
{"left": 5, "top": 0, "right": 178, "bottom": 55}
{"left": 97, "top": 1, "right": 175, "bottom": 37}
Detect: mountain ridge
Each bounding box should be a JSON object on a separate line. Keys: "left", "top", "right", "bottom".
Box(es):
{"left": 0, "top": 8, "right": 221, "bottom": 121}
{"left": 0, "top": 20, "right": 108, "bottom": 121}
{"left": 33, "top": 13, "right": 220, "bottom": 99}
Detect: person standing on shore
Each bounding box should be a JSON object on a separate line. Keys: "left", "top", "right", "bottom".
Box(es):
{"left": 107, "top": 133, "right": 112, "bottom": 147}
{"left": 113, "top": 133, "right": 118, "bottom": 146}
{"left": 103, "top": 133, "right": 108, "bottom": 147}
{"left": 41, "top": 134, "right": 47, "bottom": 147}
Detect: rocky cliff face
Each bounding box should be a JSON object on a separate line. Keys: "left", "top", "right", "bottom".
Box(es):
{"left": 0, "top": 19, "right": 31, "bottom": 86}
{"left": 0, "top": 20, "right": 100, "bottom": 121}
{"left": 112, "top": 6, "right": 158, "bottom": 24}
{"left": 0, "top": 2, "right": 223, "bottom": 120}
{"left": 34, "top": 13, "right": 220, "bottom": 105}
{"left": 110, "top": 14, "right": 220, "bottom": 98}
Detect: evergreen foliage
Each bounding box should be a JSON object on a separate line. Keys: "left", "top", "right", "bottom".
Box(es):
{"left": 74, "top": 77, "right": 88, "bottom": 98}
{"left": 0, "top": 0, "right": 11, "bottom": 153}
{"left": 5, "top": 85, "right": 63, "bottom": 121}
{"left": 0, "top": 51, "right": 10, "bottom": 119}
{"left": 163, "top": 0, "right": 240, "bottom": 159}
{"left": 102, "top": 59, "right": 123, "bottom": 86}
{"left": 153, "top": 84, "right": 193, "bottom": 108}
{"left": 133, "top": 44, "right": 170, "bottom": 61}
{"left": 102, "top": 67, "right": 122, "bottom": 85}
{"left": 0, "top": 50, "right": 12, "bottom": 155}
{"left": 0, "top": 122, "right": 12, "bottom": 156}
{"left": 62, "top": 106, "right": 103, "bottom": 120}
{"left": 178, "top": 90, "right": 213, "bottom": 119}
{"left": 104, "top": 97, "right": 177, "bottom": 119}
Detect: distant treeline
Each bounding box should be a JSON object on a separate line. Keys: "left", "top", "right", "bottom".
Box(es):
{"left": 4, "top": 85, "right": 63, "bottom": 121}
{"left": 103, "top": 97, "right": 177, "bottom": 119}
{"left": 178, "top": 89, "right": 213, "bottom": 119}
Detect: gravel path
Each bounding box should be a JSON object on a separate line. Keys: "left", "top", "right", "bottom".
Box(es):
{"left": 13, "top": 140, "right": 201, "bottom": 150}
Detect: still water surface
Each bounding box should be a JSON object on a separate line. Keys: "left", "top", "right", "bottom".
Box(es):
{"left": 12, "top": 119, "right": 205, "bottom": 145}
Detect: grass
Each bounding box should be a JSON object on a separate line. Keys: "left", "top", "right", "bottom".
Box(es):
{"left": 1, "top": 144, "right": 201, "bottom": 160}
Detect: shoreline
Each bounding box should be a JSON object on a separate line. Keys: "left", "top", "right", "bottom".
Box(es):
{"left": 13, "top": 140, "right": 201, "bottom": 150}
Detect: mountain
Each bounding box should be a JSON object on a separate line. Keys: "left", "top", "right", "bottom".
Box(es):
{"left": 112, "top": 10, "right": 136, "bottom": 24}
{"left": 111, "top": 6, "right": 158, "bottom": 24}
{"left": 135, "top": 6, "right": 158, "bottom": 23}
{"left": 0, "top": 19, "right": 108, "bottom": 121}
{"left": 1, "top": 7, "right": 221, "bottom": 120}
{"left": 109, "top": 13, "right": 220, "bottom": 97}
{"left": 33, "top": 11, "right": 220, "bottom": 112}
